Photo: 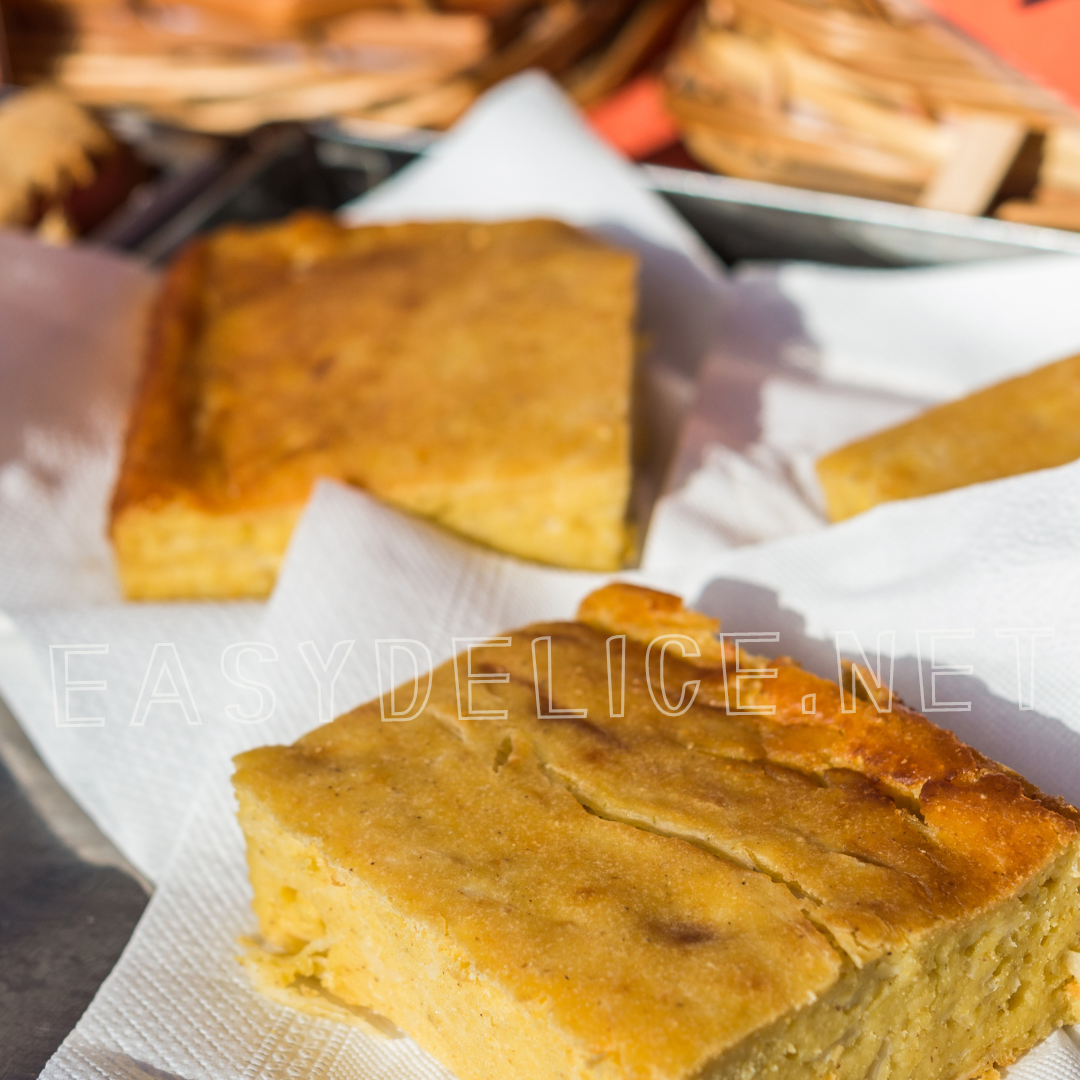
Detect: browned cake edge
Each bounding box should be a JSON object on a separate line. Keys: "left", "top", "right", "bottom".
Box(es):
{"left": 581, "top": 584, "right": 1080, "bottom": 829}
{"left": 110, "top": 236, "right": 208, "bottom": 525}
{"left": 109, "top": 237, "right": 304, "bottom": 599}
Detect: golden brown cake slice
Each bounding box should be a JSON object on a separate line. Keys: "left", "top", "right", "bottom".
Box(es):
{"left": 110, "top": 215, "right": 636, "bottom": 599}
{"left": 816, "top": 351, "right": 1080, "bottom": 521}
{"left": 233, "top": 584, "right": 1080, "bottom": 1080}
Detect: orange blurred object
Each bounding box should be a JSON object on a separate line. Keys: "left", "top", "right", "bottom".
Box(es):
{"left": 586, "top": 73, "right": 679, "bottom": 159}
{"left": 923, "top": 0, "right": 1080, "bottom": 112}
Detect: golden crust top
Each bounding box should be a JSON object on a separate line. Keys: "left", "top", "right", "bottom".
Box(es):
{"left": 420, "top": 585, "right": 1074, "bottom": 965}
{"left": 237, "top": 582, "right": 1076, "bottom": 965}
{"left": 114, "top": 213, "right": 637, "bottom": 512}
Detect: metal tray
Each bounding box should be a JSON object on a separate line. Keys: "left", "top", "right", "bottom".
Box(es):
{"left": 104, "top": 120, "right": 1080, "bottom": 268}
{"left": 313, "top": 123, "right": 1080, "bottom": 267}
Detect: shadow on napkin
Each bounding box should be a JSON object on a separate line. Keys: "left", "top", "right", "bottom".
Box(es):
{"left": 64, "top": 1043, "right": 196, "bottom": 1080}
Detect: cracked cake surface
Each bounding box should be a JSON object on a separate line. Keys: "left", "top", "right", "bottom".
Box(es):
{"left": 233, "top": 584, "right": 1080, "bottom": 1080}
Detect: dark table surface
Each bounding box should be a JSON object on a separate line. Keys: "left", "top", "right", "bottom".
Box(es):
{"left": 0, "top": 698, "right": 149, "bottom": 1080}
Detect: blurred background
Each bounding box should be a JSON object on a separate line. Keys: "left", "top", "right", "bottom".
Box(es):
{"left": 2, "top": 0, "right": 1080, "bottom": 265}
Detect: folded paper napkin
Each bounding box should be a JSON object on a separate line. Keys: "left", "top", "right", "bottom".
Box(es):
{"left": 644, "top": 255, "right": 1080, "bottom": 568}
{"left": 37, "top": 467, "right": 1080, "bottom": 1080}
{"left": 3, "top": 72, "right": 1080, "bottom": 1080}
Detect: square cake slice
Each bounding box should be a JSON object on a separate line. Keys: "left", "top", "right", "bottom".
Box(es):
{"left": 110, "top": 215, "right": 636, "bottom": 599}
{"left": 233, "top": 584, "right": 1080, "bottom": 1080}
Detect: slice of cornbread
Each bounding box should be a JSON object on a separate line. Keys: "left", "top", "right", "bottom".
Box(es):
{"left": 816, "top": 352, "right": 1080, "bottom": 521}
{"left": 110, "top": 215, "right": 636, "bottom": 599}
{"left": 233, "top": 584, "right": 1080, "bottom": 1080}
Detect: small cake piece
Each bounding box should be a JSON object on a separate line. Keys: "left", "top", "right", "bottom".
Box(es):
{"left": 816, "top": 351, "right": 1080, "bottom": 521}
{"left": 234, "top": 583, "right": 1080, "bottom": 1080}
{"left": 109, "top": 215, "right": 636, "bottom": 599}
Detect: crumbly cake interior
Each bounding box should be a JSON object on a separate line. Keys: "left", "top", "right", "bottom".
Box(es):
{"left": 816, "top": 351, "right": 1080, "bottom": 521}
{"left": 111, "top": 216, "right": 636, "bottom": 598}
{"left": 233, "top": 584, "right": 1080, "bottom": 1080}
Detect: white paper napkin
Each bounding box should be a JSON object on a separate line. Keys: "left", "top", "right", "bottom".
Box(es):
{"left": 42, "top": 461, "right": 1080, "bottom": 1080}
{"left": 1, "top": 601, "right": 264, "bottom": 881}
{"left": 645, "top": 254, "right": 1080, "bottom": 567}
{"left": 771, "top": 256, "right": 1080, "bottom": 399}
